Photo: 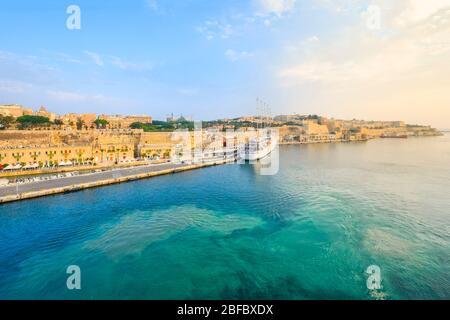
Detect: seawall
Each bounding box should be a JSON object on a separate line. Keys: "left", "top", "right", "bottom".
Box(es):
{"left": 0, "top": 160, "right": 233, "bottom": 204}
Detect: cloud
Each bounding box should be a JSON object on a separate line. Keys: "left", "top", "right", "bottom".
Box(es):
{"left": 84, "top": 51, "right": 104, "bottom": 66}
{"left": 0, "top": 50, "right": 60, "bottom": 85}
{"left": 109, "top": 56, "right": 153, "bottom": 72}
{"left": 46, "top": 90, "right": 87, "bottom": 102}
{"left": 195, "top": 1, "right": 297, "bottom": 40}
{"left": 313, "top": 0, "right": 365, "bottom": 14}
{"left": 0, "top": 80, "right": 33, "bottom": 94}
{"left": 55, "top": 52, "right": 83, "bottom": 64}
{"left": 38, "top": 50, "right": 83, "bottom": 65}
{"left": 45, "top": 90, "right": 120, "bottom": 105}
{"left": 256, "top": 0, "right": 297, "bottom": 16}
{"left": 83, "top": 51, "right": 153, "bottom": 71}
{"left": 395, "top": 0, "right": 450, "bottom": 26}
{"left": 146, "top": 0, "right": 158, "bottom": 11}
{"left": 145, "top": 0, "right": 167, "bottom": 14}
{"left": 225, "top": 49, "right": 254, "bottom": 62}
{"left": 275, "top": 0, "right": 450, "bottom": 127}
{"left": 279, "top": 1, "right": 450, "bottom": 85}
{"left": 196, "top": 20, "right": 234, "bottom": 40}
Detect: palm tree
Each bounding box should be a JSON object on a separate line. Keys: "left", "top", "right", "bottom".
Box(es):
{"left": 13, "top": 153, "right": 22, "bottom": 163}
{"left": 31, "top": 151, "right": 39, "bottom": 162}
{"left": 100, "top": 148, "right": 105, "bottom": 163}
{"left": 47, "top": 151, "right": 56, "bottom": 167}
{"left": 77, "top": 150, "right": 84, "bottom": 164}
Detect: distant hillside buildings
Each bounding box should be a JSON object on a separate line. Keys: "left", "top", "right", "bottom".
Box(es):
{"left": 0, "top": 104, "right": 34, "bottom": 117}
{"left": 0, "top": 105, "right": 442, "bottom": 173}
{"left": 0, "top": 104, "right": 152, "bottom": 130}
{"left": 99, "top": 114, "right": 153, "bottom": 129}
{"left": 271, "top": 114, "right": 438, "bottom": 143}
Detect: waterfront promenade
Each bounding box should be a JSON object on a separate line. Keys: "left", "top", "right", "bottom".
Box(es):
{"left": 0, "top": 160, "right": 231, "bottom": 204}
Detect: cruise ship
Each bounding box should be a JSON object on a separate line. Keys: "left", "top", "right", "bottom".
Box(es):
{"left": 239, "top": 129, "right": 278, "bottom": 161}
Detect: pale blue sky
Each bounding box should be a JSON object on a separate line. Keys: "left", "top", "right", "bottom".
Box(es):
{"left": 1, "top": 0, "right": 449, "bottom": 127}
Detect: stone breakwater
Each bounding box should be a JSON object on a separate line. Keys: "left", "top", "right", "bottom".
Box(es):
{"left": 0, "top": 160, "right": 234, "bottom": 204}
{"left": 0, "top": 160, "right": 169, "bottom": 178}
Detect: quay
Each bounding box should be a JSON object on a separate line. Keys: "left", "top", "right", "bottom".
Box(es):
{"left": 0, "top": 159, "right": 234, "bottom": 204}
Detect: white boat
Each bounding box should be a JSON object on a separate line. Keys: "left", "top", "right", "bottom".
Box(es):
{"left": 239, "top": 129, "right": 277, "bottom": 161}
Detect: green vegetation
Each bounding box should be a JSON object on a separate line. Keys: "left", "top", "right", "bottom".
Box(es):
{"left": 130, "top": 122, "right": 169, "bottom": 132}
{"left": 130, "top": 120, "right": 194, "bottom": 132}
{"left": 94, "top": 118, "right": 109, "bottom": 129}
{"left": 76, "top": 118, "right": 85, "bottom": 130}
{"left": 203, "top": 120, "right": 259, "bottom": 130}
{"left": 16, "top": 115, "right": 52, "bottom": 129}
{"left": 0, "top": 115, "right": 15, "bottom": 130}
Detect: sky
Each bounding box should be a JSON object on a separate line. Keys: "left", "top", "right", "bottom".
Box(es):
{"left": 0, "top": 0, "right": 449, "bottom": 128}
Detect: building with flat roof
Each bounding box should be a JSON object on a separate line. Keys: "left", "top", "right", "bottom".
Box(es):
{"left": 99, "top": 114, "right": 152, "bottom": 129}
{"left": 0, "top": 104, "right": 33, "bottom": 118}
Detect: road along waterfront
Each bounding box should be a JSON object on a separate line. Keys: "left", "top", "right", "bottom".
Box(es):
{"left": 0, "top": 160, "right": 234, "bottom": 204}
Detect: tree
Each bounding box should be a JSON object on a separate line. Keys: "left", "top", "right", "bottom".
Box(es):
{"left": 16, "top": 115, "right": 51, "bottom": 129}
{"left": 76, "top": 118, "right": 85, "bottom": 130}
{"left": 13, "top": 152, "right": 22, "bottom": 163}
{"left": 100, "top": 148, "right": 105, "bottom": 162}
{"left": 31, "top": 151, "right": 39, "bottom": 162}
{"left": 77, "top": 149, "right": 85, "bottom": 163}
{"left": 130, "top": 121, "right": 176, "bottom": 132}
{"left": 130, "top": 122, "right": 145, "bottom": 130}
{"left": 94, "top": 119, "right": 109, "bottom": 129}
{"left": 47, "top": 151, "right": 56, "bottom": 165}
{"left": 0, "top": 115, "right": 15, "bottom": 130}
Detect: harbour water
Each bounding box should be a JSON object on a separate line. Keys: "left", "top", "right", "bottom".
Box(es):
{"left": 0, "top": 134, "right": 449, "bottom": 299}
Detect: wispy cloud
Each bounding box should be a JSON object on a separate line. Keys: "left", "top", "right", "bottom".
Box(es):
{"left": 146, "top": 0, "right": 158, "bottom": 11}
{"left": 84, "top": 51, "right": 104, "bottom": 66}
{"left": 196, "top": 20, "right": 234, "bottom": 40}
{"left": 46, "top": 90, "right": 124, "bottom": 105}
{"left": 46, "top": 90, "right": 86, "bottom": 102}
{"left": 196, "top": 0, "right": 297, "bottom": 41}
{"left": 109, "top": 56, "right": 153, "bottom": 72}
{"left": 54, "top": 52, "right": 83, "bottom": 64}
{"left": 0, "top": 50, "right": 60, "bottom": 85}
{"left": 275, "top": 0, "right": 450, "bottom": 127}
{"left": 83, "top": 51, "right": 153, "bottom": 72}
{"left": 38, "top": 50, "right": 83, "bottom": 65}
{"left": 394, "top": 0, "right": 450, "bottom": 26}
{"left": 278, "top": 1, "right": 450, "bottom": 86}
{"left": 145, "top": 0, "right": 167, "bottom": 14}
{"left": 225, "top": 49, "right": 254, "bottom": 62}
{"left": 0, "top": 80, "right": 33, "bottom": 94}
{"left": 256, "top": 0, "right": 297, "bottom": 16}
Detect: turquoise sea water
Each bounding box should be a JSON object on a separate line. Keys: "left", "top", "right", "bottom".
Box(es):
{"left": 0, "top": 135, "right": 449, "bottom": 300}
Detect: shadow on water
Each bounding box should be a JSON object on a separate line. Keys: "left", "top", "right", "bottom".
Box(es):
{"left": 217, "top": 272, "right": 357, "bottom": 300}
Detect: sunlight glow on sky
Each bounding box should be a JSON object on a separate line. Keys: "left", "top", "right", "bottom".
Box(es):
{"left": 0, "top": 0, "right": 449, "bottom": 128}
